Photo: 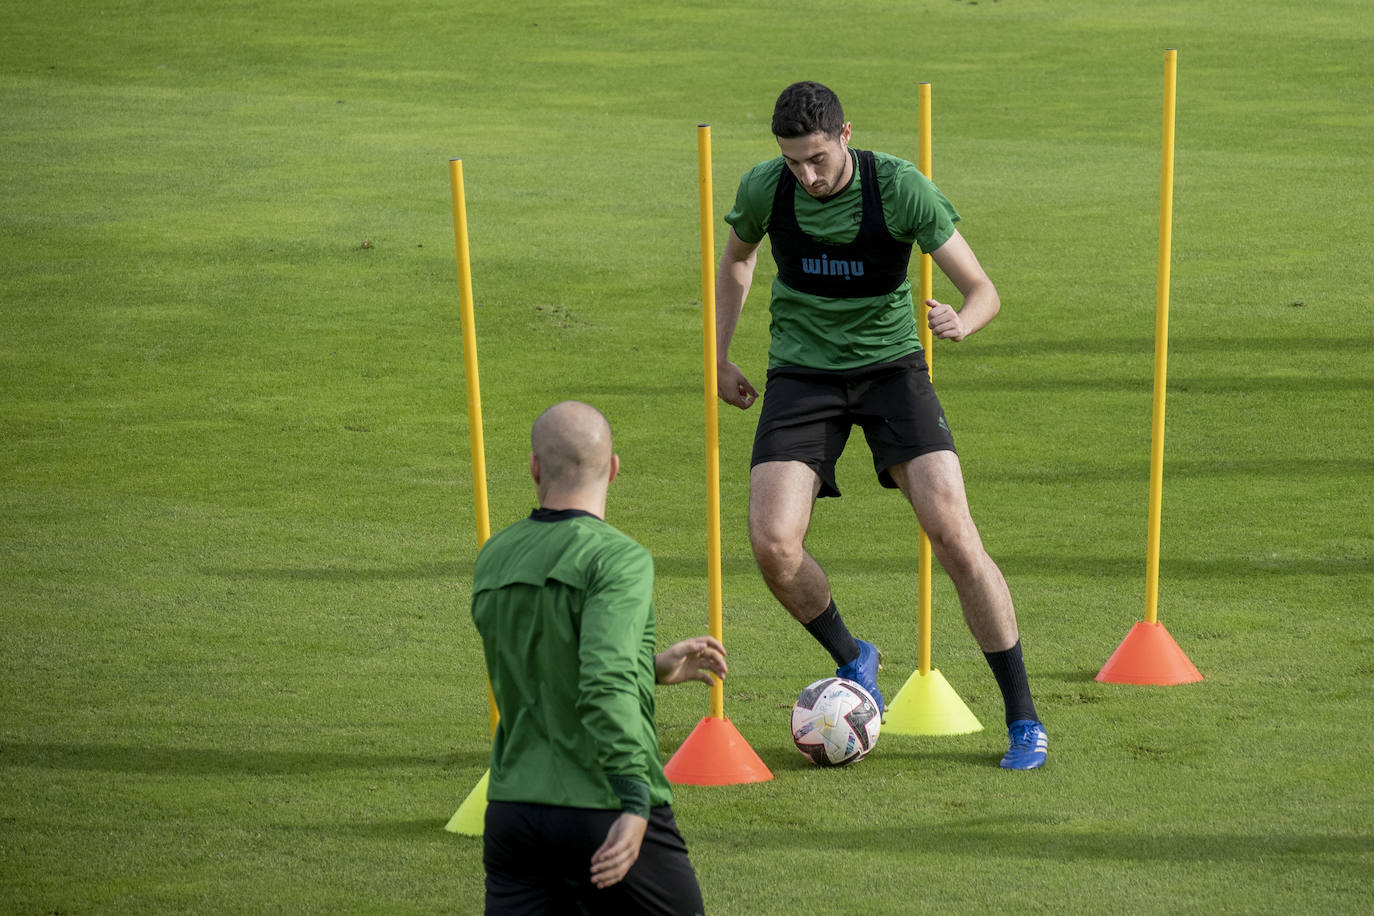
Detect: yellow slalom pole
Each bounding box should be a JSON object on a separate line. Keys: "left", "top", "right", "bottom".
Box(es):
{"left": 916, "top": 82, "right": 935, "bottom": 677}
{"left": 1144, "top": 50, "right": 1177, "bottom": 626}
{"left": 1095, "top": 50, "right": 1199, "bottom": 685}
{"left": 883, "top": 83, "right": 982, "bottom": 735}
{"left": 450, "top": 159, "right": 492, "bottom": 550}
{"left": 446, "top": 158, "right": 496, "bottom": 836}
{"left": 698, "top": 125, "right": 726, "bottom": 720}
{"left": 662, "top": 125, "right": 772, "bottom": 785}
{"left": 449, "top": 157, "right": 497, "bottom": 732}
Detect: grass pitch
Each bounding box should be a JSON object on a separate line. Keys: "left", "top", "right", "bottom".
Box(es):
{"left": 3, "top": 0, "right": 1372, "bottom": 912}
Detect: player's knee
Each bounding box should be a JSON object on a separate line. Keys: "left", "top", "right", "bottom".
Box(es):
{"left": 749, "top": 523, "right": 802, "bottom": 577}
{"left": 928, "top": 527, "right": 986, "bottom": 582}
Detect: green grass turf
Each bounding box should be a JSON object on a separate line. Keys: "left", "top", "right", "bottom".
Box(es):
{"left": 3, "top": 0, "right": 1372, "bottom": 911}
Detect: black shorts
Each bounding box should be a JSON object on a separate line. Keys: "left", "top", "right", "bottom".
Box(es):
{"left": 751, "top": 351, "right": 955, "bottom": 498}
{"left": 484, "top": 801, "right": 705, "bottom": 916}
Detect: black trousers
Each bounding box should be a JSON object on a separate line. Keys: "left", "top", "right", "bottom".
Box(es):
{"left": 483, "top": 801, "right": 704, "bottom": 915}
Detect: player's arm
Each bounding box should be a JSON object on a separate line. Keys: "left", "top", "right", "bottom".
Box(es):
{"left": 576, "top": 545, "right": 656, "bottom": 884}
{"left": 576, "top": 548, "right": 654, "bottom": 812}
{"left": 927, "top": 229, "right": 1000, "bottom": 342}
{"left": 715, "top": 228, "right": 761, "bottom": 409}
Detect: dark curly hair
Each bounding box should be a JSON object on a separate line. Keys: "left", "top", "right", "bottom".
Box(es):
{"left": 771, "top": 81, "right": 845, "bottom": 139}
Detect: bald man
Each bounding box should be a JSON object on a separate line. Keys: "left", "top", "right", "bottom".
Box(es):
{"left": 472, "top": 401, "right": 722, "bottom": 916}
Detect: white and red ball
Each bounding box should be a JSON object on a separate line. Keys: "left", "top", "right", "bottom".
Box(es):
{"left": 790, "top": 677, "right": 882, "bottom": 767}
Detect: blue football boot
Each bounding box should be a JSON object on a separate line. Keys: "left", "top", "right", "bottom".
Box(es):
{"left": 1000, "top": 719, "right": 1048, "bottom": 769}
{"left": 836, "top": 639, "right": 884, "bottom": 718}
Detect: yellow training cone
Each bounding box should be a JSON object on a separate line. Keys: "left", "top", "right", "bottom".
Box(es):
{"left": 444, "top": 770, "right": 488, "bottom": 835}
{"left": 883, "top": 668, "right": 983, "bottom": 736}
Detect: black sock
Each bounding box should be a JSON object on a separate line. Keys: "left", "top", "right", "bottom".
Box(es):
{"left": 803, "top": 599, "right": 861, "bottom": 667}
{"left": 984, "top": 640, "right": 1040, "bottom": 727}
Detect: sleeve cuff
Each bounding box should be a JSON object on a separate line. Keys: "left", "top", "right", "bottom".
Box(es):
{"left": 606, "top": 775, "right": 652, "bottom": 819}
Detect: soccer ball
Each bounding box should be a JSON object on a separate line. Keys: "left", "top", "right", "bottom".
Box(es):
{"left": 790, "top": 677, "right": 882, "bottom": 767}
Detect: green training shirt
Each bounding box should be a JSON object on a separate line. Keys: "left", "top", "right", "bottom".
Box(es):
{"left": 471, "top": 509, "right": 668, "bottom": 817}
{"left": 725, "top": 150, "right": 960, "bottom": 370}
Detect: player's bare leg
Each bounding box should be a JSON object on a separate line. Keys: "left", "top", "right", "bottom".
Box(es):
{"left": 747, "top": 460, "right": 828, "bottom": 623}
{"left": 889, "top": 451, "right": 1044, "bottom": 766}
{"left": 749, "top": 460, "right": 885, "bottom": 712}
{"left": 887, "top": 451, "right": 1018, "bottom": 652}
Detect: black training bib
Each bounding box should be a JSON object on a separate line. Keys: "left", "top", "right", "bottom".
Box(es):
{"left": 769, "top": 148, "right": 913, "bottom": 299}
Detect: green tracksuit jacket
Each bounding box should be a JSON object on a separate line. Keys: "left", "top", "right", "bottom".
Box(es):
{"left": 471, "top": 508, "right": 669, "bottom": 817}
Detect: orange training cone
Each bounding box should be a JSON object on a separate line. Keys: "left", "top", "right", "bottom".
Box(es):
{"left": 664, "top": 715, "right": 773, "bottom": 786}
{"left": 1096, "top": 621, "right": 1202, "bottom": 685}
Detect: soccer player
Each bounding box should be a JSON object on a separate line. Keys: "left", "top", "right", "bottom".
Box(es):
{"left": 714, "top": 81, "right": 1048, "bottom": 769}
{"left": 472, "top": 400, "right": 724, "bottom": 914}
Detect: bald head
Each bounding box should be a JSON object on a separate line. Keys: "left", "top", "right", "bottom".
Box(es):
{"left": 530, "top": 401, "right": 618, "bottom": 511}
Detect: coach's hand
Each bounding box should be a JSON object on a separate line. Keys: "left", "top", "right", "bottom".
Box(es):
{"left": 717, "top": 361, "right": 758, "bottom": 409}
{"left": 655, "top": 636, "right": 728, "bottom": 686}
{"left": 590, "top": 812, "right": 648, "bottom": 889}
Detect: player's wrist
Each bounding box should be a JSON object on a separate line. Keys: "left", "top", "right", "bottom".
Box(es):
{"left": 606, "top": 774, "right": 651, "bottom": 819}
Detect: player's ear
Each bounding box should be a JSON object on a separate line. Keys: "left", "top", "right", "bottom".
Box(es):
{"left": 608, "top": 453, "right": 620, "bottom": 485}
{"left": 529, "top": 453, "right": 540, "bottom": 485}
{"left": 840, "top": 122, "right": 852, "bottom": 146}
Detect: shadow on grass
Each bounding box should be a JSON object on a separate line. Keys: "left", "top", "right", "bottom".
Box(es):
{"left": 735, "top": 742, "right": 1002, "bottom": 775}
{"left": 1039, "top": 669, "right": 1108, "bottom": 685}
{"left": 654, "top": 553, "right": 1369, "bottom": 580}
{"left": 653, "top": 556, "right": 760, "bottom": 580}
{"left": 570, "top": 381, "right": 696, "bottom": 398}
{"left": 954, "top": 374, "right": 1373, "bottom": 394}
{"left": 969, "top": 334, "right": 1372, "bottom": 359}
{"left": 891, "top": 747, "right": 1005, "bottom": 769}
{"left": 709, "top": 818, "right": 1374, "bottom": 862}
{"left": 0, "top": 742, "right": 488, "bottom": 776}
{"left": 975, "top": 456, "right": 1374, "bottom": 483}
{"left": 205, "top": 547, "right": 1367, "bottom": 585}
{"left": 331, "top": 818, "right": 478, "bottom": 841}
{"left": 204, "top": 561, "right": 464, "bottom": 582}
